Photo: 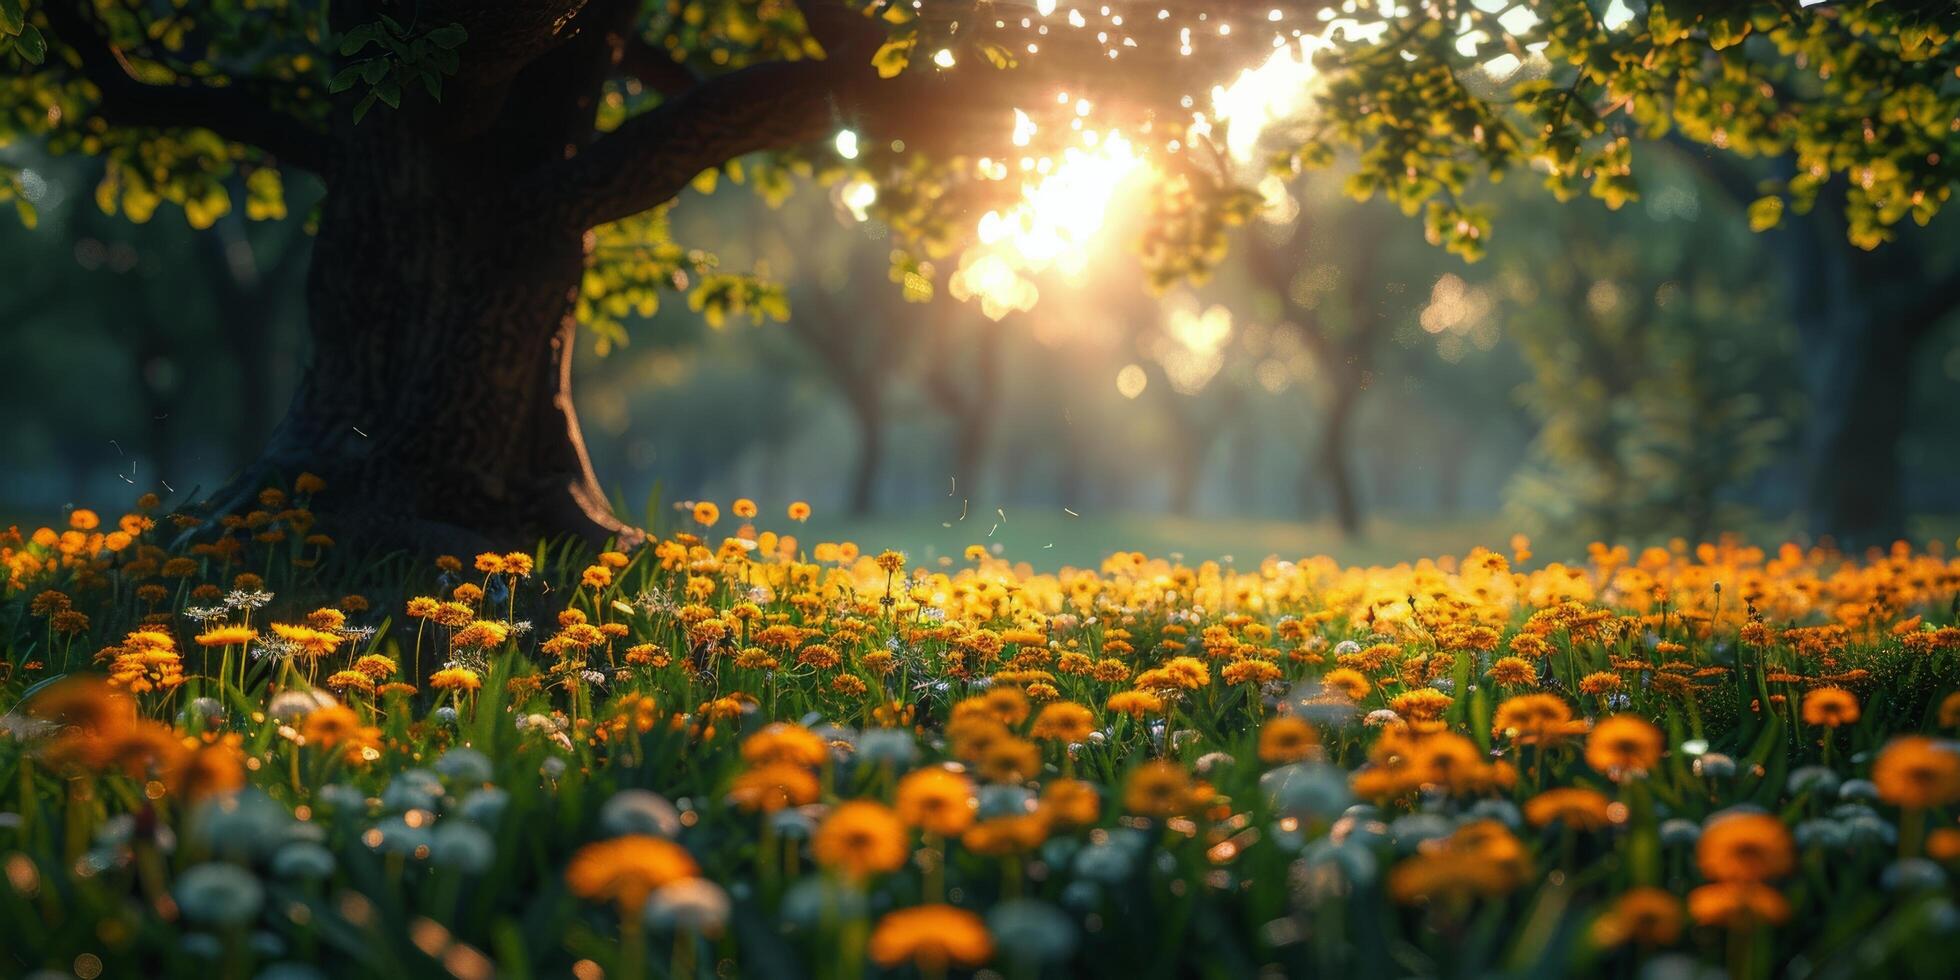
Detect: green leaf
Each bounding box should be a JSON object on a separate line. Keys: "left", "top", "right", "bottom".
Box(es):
{"left": 0, "top": 0, "right": 23, "bottom": 35}
{"left": 328, "top": 64, "right": 365, "bottom": 94}
{"left": 339, "top": 24, "right": 380, "bottom": 55}
{"left": 427, "top": 24, "right": 468, "bottom": 49}
{"left": 13, "top": 22, "right": 41, "bottom": 63}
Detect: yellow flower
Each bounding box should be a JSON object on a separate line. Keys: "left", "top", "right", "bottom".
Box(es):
{"left": 195, "top": 625, "right": 258, "bottom": 647}
{"left": 693, "top": 501, "right": 720, "bottom": 527}
{"left": 429, "top": 667, "right": 482, "bottom": 692}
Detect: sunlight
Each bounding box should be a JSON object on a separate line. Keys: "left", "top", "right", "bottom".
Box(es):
{"left": 950, "top": 129, "right": 1148, "bottom": 319}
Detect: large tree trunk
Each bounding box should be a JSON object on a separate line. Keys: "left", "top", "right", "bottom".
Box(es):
{"left": 1787, "top": 231, "right": 1918, "bottom": 550}
{"left": 217, "top": 154, "right": 632, "bottom": 552}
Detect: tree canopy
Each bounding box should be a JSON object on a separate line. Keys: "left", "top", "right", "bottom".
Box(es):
{"left": 5, "top": 0, "right": 1955, "bottom": 307}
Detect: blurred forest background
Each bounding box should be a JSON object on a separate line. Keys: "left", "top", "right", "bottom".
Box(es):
{"left": 5, "top": 141, "right": 1960, "bottom": 568}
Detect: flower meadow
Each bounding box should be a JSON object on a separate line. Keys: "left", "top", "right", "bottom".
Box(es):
{"left": 4, "top": 485, "right": 1960, "bottom": 979}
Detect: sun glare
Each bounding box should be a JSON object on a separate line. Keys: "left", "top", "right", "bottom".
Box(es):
{"left": 950, "top": 130, "right": 1148, "bottom": 320}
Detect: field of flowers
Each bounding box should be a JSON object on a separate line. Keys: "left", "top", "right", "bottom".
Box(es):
{"left": 3, "top": 482, "right": 1960, "bottom": 979}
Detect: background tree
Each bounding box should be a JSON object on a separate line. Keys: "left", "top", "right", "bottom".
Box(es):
{"left": 5, "top": 0, "right": 1955, "bottom": 549}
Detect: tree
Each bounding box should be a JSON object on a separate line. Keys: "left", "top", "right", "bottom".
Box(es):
{"left": 779, "top": 252, "right": 924, "bottom": 517}
{"left": 1500, "top": 193, "right": 1795, "bottom": 544}
{"left": 7, "top": 0, "right": 1954, "bottom": 548}
{"left": 1667, "top": 142, "right": 1960, "bottom": 546}
{"left": 1245, "top": 201, "right": 1400, "bottom": 538}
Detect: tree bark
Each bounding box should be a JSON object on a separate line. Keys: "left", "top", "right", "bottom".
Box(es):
{"left": 212, "top": 146, "right": 631, "bottom": 552}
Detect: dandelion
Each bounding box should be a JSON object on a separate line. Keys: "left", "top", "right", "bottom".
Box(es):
{"left": 868, "top": 904, "right": 993, "bottom": 971}
{"left": 1687, "top": 881, "right": 1790, "bottom": 928}
{"left": 1257, "top": 716, "right": 1318, "bottom": 764}
{"left": 429, "top": 667, "right": 483, "bottom": 692}
{"left": 1586, "top": 715, "right": 1664, "bottom": 780}
{"left": 1801, "top": 687, "right": 1860, "bottom": 727}
{"left": 565, "top": 835, "right": 699, "bottom": 913}
{"left": 728, "top": 763, "right": 820, "bottom": 813}
{"left": 897, "top": 768, "right": 976, "bottom": 836}
{"left": 812, "top": 801, "right": 908, "bottom": 879}
{"left": 1592, "top": 887, "right": 1683, "bottom": 947}
{"left": 1123, "top": 760, "right": 1193, "bottom": 818}
{"left": 1872, "top": 736, "right": 1960, "bottom": 810}
{"left": 1697, "top": 813, "right": 1794, "bottom": 883}
{"left": 1523, "top": 788, "right": 1613, "bottom": 830}
{"left": 1030, "top": 702, "right": 1096, "bottom": 743}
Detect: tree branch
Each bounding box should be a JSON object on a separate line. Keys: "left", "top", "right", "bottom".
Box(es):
{"left": 619, "top": 36, "right": 698, "bottom": 97}
{"left": 545, "top": 0, "right": 1178, "bottom": 229}
{"left": 44, "top": 1, "right": 333, "bottom": 175}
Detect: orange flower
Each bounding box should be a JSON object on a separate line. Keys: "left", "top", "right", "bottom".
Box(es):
{"left": 740, "top": 723, "right": 828, "bottom": 768}
{"left": 565, "top": 836, "right": 699, "bottom": 913}
{"left": 1696, "top": 813, "right": 1794, "bottom": 883}
{"left": 1687, "top": 881, "right": 1790, "bottom": 928}
{"left": 1320, "top": 668, "right": 1371, "bottom": 701}
{"left": 195, "top": 625, "right": 258, "bottom": 647}
{"left": 692, "top": 501, "right": 720, "bottom": 527}
{"left": 1029, "top": 702, "right": 1096, "bottom": 743}
{"left": 1523, "top": 788, "right": 1613, "bottom": 831}
{"left": 1801, "top": 687, "right": 1859, "bottom": 727}
{"left": 1492, "top": 693, "right": 1582, "bottom": 745}
{"left": 1872, "top": 736, "right": 1960, "bottom": 809}
{"left": 1257, "top": 716, "right": 1319, "bottom": 764}
{"left": 868, "top": 905, "right": 992, "bottom": 971}
{"left": 1585, "top": 715, "right": 1663, "bottom": 779}
{"left": 1592, "top": 887, "right": 1683, "bottom": 947}
{"left": 1123, "top": 760, "right": 1193, "bottom": 818}
{"left": 786, "top": 501, "right": 811, "bottom": 522}
{"left": 1105, "top": 689, "right": 1160, "bottom": 721}
{"left": 896, "top": 768, "right": 976, "bottom": 836}
{"left": 812, "top": 801, "right": 908, "bottom": 879}
{"left": 727, "top": 763, "right": 820, "bottom": 813}
{"left": 1038, "top": 778, "right": 1101, "bottom": 828}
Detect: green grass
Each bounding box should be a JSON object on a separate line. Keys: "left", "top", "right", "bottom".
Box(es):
{"left": 791, "top": 511, "right": 1518, "bottom": 570}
